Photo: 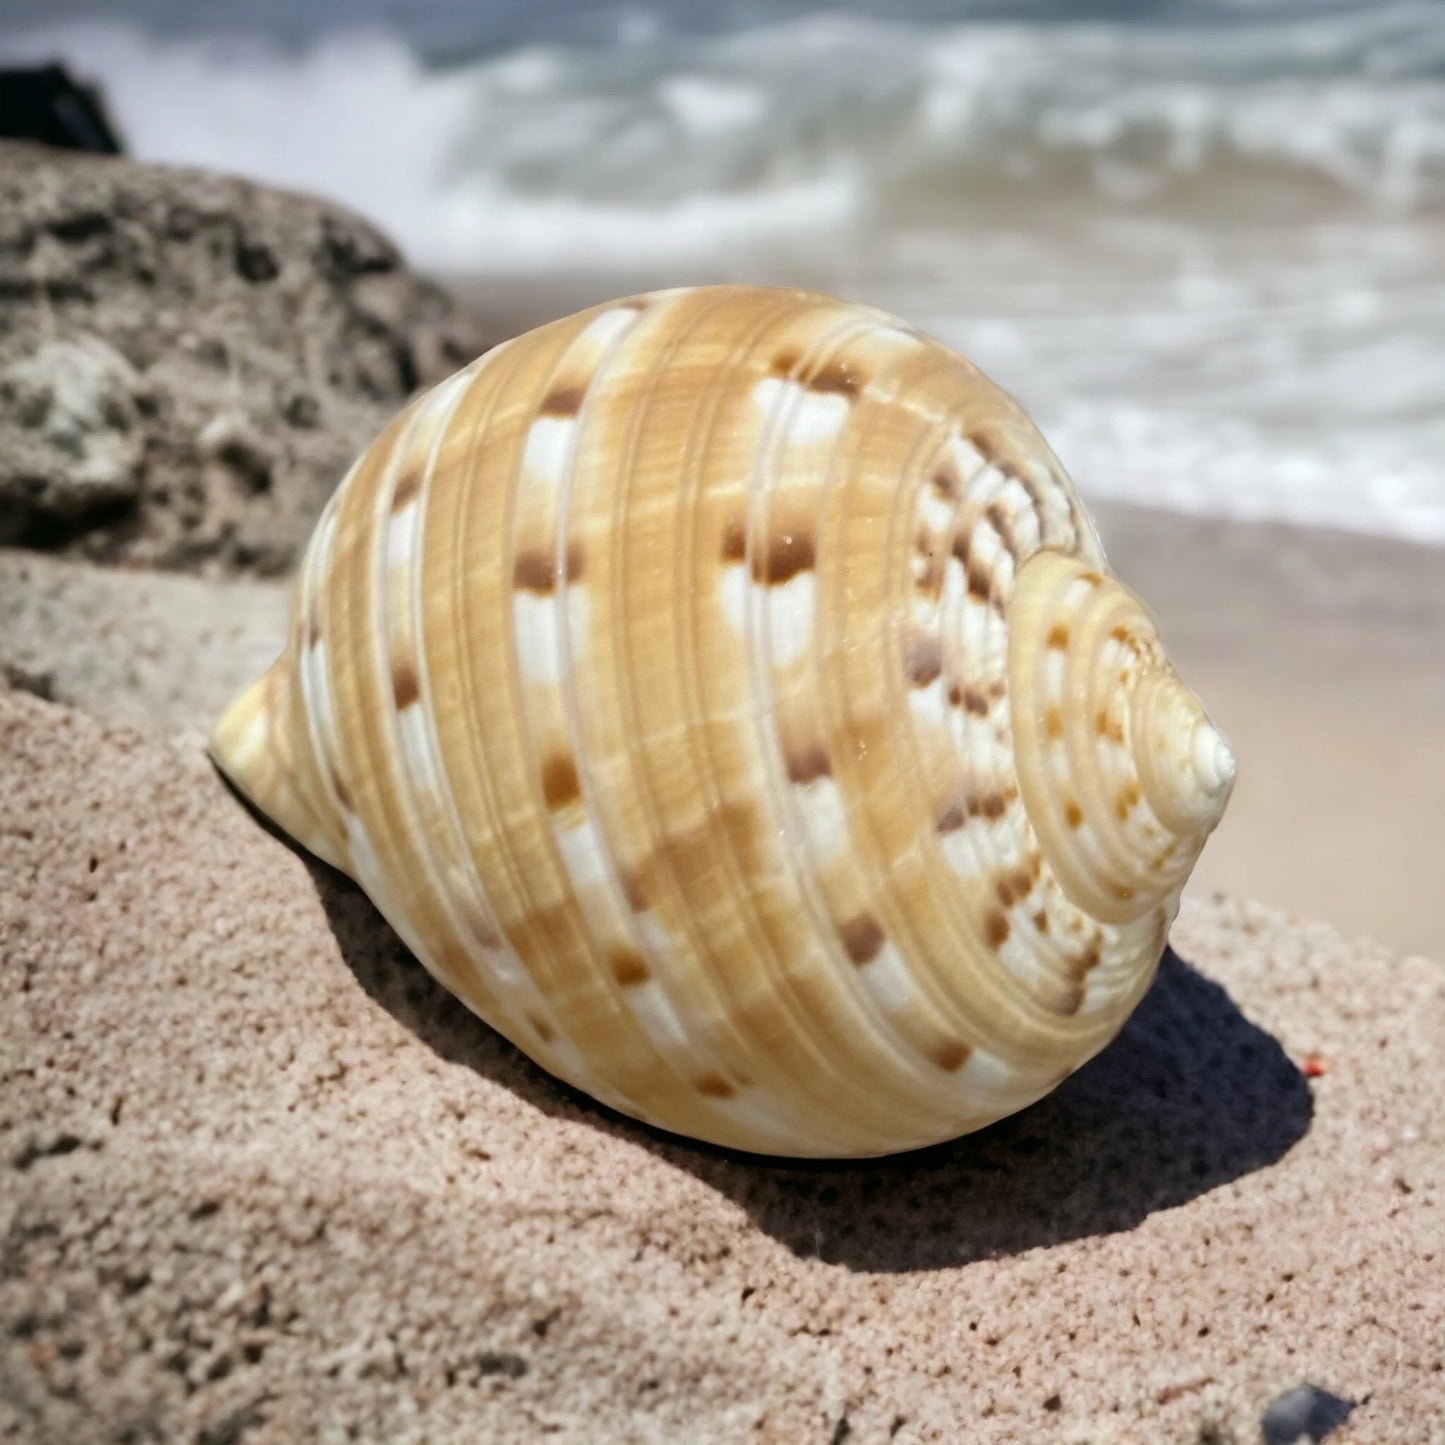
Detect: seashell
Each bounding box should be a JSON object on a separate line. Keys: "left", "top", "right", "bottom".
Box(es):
{"left": 210, "top": 285, "right": 1234, "bottom": 1158}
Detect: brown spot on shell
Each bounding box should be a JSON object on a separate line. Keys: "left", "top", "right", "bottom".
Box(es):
{"left": 620, "top": 871, "right": 648, "bottom": 912}
{"left": 541, "top": 754, "right": 581, "bottom": 811}
{"left": 985, "top": 910, "right": 1010, "bottom": 948}
{"left": 985, "top": 501, "right": 1015, "bottom": 554}
{"left": 974, "top": 793, "right": 1009, "bottom": 821}
{"left": 770, "top": 348, "right": 802, "bottom": 378}
{"left": 332, "top": 772, "right": 354, "bottom": 813}
{"left": 306, "top": 600, "right": 323, "bottom": 647}
{"left": 931, "top": 464, "right": 961, "bottom": 501}
{"left": 610, "top": 948, "right": 650, "bottom": 987}
{"left": 1065, "top": 800, "right": 1084, "bottom": 829}
{"left": 905, "top": 634, "right": 943, "bottom": 687}
{"left": 393, "top": 658, "right": 421, "bottom": 711}
{"left": 932, "top": 1039, "right": 971, "bottom": 1073}
{"left": 960, "top": 686, "right": 989, "bottom": 717}
{"left": 838, "top": 914, "right": 885, "bottom": 966}
{"left": 995, "top": 869, "right": 1034, "bottom": 908}
{"left": 721, "top": 517, "right": 747, "bottom": 562}
{"left": 1054, "top": 981, "right": 1086, "bottom": 1016}
{"left": 967, "top": 424, "right": 1008, "bottom": 465}
{"left": 936, "top": 801, "right": 964, "bottom": 833}
{"left": 1048, "top": 623, "right": 1070, "bottom": 650}
{"left": 913, "top": 529, "right": 944, "bottom": 594}
{"left": 1033, "top": 909, "right": 1049, "bottom": 933}
{"left": 967, "top": 563, "right": 993, "bottom": 604}
{"left": 722, "top": 517, "right": 817, "bottom": 583}
{"left": 785, "top": 742, "right": 832, "bottom": 785}
{"left": 1073, "top": 940, "right": 1103, "bottom": 977}
{"left": 527, "top": 1012, "right": 556, "bottom": 1043}
{"left": 514, "top": 550, "right": 555, "bottom": 593}
{"left": 513, "top": 544, "right": 584, "bottom": 593}
{"left": 694, "top": 1072, "right": 736, "bottom": 1099}
{"left": 754, "top": 531, "right": 816, "bottom": 586}
{"left": 1081, "top": 570, "right": 1105, "bottom": 586}
{"left": 540, "top": 383, "right": 586, "bottom": 416}
{"left": 806, "top": 357, "right": 864, "bottom": 397}
{"left": 770, "top": 349, "right": 864, "bottom": 397}
{"left": 392, "top": 468, "right": 423, "bottom": 512}
{"left": 1045, "top": 707, "right": 1063, "bottom": 741}
{"left": 463, "top": 904, "right": 503, "bottom": 951}
{"left": 1111, "top": 624, "right": 1132, "bottom": 644}
{"left": 1115, "top": 782, "right": 1141, "bottom": 822}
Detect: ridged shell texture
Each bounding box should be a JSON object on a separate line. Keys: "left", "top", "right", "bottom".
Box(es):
{"left": 212, "top": 285, "right": 1234, "bottom": 1157}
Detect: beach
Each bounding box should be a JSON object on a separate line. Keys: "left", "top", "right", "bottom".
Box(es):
{"left": 4, "top": 2, "right": 1444, "bottom": 1435}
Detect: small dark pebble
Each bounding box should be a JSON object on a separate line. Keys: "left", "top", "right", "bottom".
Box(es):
{"left": 1260, "top": 1384, "right": 1355, "bottom": 1444}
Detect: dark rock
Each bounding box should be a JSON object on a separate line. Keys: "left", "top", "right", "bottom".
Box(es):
{"left": 0, "top": 141, "right": 497, "bottom": 574}
{"left": 0, "top": 63, "right": 125, "bottom": 155}
{"left": 1260, "top": 1384, "right": 1356, "bottom": 1444}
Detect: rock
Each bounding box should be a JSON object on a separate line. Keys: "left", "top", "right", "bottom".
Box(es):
{"left": 1, "top": 685, "right": 1442, "bottom": 1442}
{"left": 1260, "top": 1384, "right": 1356, "bottom": 1444}
{"left": 0, "top": 63, "right": 124, "bottom": 155}
{"left": 0, "top": 549, "right": 288, "bottom": 735}
{"left": 0, "top": 141, "right": 496, "bottom": 573}
{"left": 0, "top": 336, "right": 145, "bottom": 536}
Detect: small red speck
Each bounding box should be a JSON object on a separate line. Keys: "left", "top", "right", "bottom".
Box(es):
{"left": 1302, "top": 1055, "right": 1330, "bottom": 1078}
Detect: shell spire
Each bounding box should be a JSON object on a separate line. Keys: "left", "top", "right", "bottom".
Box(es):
{"left": 1006, "top": 549, "right": 1234, "bottom": 926}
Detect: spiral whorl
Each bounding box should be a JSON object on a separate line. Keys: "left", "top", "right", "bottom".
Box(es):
{"left": 1006, "top": 549, "right": 1234, "bottom": 926}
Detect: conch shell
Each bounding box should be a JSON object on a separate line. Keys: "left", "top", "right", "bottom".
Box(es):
{"left": 211, "top": 286, "right": 1233, "bottom": 1157}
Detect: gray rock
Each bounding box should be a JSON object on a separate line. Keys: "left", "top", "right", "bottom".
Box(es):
{"left": 1260, "top": 1384, "right": 1356, "bottom": 1444}
{"left": 0, "top": 335, "right": 144, "bottom": 532}
{"left": 0, "top": 140, "right": 497, "bottom": 573}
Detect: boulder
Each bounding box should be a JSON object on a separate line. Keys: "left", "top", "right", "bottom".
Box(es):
{"left": 0, "top": 141, "right": 495, "bottom": 573}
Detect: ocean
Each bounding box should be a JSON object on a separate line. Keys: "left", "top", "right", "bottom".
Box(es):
{"left": 5, "top": 0, "right": 1445, "bottom": 543}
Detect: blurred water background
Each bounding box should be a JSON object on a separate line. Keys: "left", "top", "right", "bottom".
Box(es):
{"left": 5, "top": 0, "right": 1445, "bottom": 544}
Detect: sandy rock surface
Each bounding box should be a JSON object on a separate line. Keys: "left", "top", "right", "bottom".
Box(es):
{"left": 0, "top": 142, "right": 493, "bottom": 573}
{"left": 0, "top": 549, "right": 288, "bottom": 737}
{"left": 2, "top": 660, "right": 1442, "bottom": 1442}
